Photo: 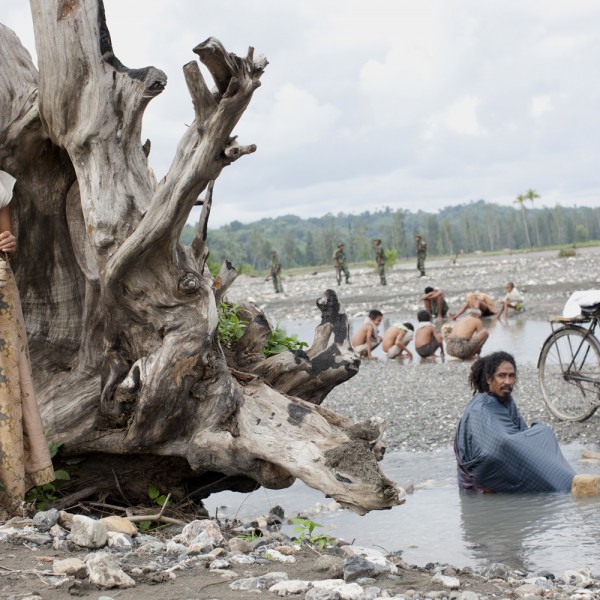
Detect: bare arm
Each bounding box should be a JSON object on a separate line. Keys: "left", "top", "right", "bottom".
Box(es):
{"left": 0, "top": 206, "right": 16, "bottom": 254}
{"left": 451, "top": 303, "right": 467, "bottom": 320}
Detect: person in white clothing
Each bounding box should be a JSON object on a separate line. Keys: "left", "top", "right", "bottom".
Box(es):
{"left": 496, "top": 282, "right": 525, "bottom": 321}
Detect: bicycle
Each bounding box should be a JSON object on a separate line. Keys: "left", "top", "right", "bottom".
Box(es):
{"left": 538, "top": 304, "right": 600, "bottom": 421}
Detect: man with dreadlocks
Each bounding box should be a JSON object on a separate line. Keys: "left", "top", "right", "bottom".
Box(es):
{"left": 454, "top": 351, "right": 576, "bottom": 493}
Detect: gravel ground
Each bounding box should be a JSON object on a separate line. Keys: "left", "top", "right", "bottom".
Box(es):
{"left": 228, "top": 246, "right": 600, "bottom": 453}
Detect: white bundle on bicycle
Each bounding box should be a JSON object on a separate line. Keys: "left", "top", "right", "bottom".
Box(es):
{"left": 562, "top": 290, "right": 600, "bottom": 318}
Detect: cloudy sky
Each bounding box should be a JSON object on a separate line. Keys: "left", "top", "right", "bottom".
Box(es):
{"left": 3, "top": 1, "right": 600, "bottom": 227}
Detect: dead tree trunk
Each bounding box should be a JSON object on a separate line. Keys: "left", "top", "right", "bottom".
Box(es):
{"left": 0, "top": 3, "right": 403, "bottom": 515}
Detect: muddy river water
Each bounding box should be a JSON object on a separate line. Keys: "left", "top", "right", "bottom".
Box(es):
{"left": 206, "top": 316, "right": 600, "bottom": 574}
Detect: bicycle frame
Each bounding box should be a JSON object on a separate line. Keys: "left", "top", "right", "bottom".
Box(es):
{"left": 547, "top": 317, "right": 600, "bottom": 388}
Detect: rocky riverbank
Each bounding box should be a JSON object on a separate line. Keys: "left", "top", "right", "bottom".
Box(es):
{"left": 1, "top": 506, "right": 599, "bottom": 599}
{"left": 2, "top": 247, "right": 600, "bottom": 598}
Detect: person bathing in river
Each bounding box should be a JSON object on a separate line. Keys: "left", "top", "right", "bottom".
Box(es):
{"left": 495, "top": 281, "right": 525, "bottom": 321}
{"left": 454, "top": 351, "right": 599, "bottom": 495}
{"left": 382, "top": 321, "right": 414, "bottom": 360}
{"left": 444, "top": 309, "right": 488, "bottom": 360}
{"left": 414, "top": 310, "right": 444, "bottom": 358}
{"left": 451, "top": 292, "right": 496, "bottom": 320}
{"left": 351, "top": 309, "right": 383, "bottom": 360}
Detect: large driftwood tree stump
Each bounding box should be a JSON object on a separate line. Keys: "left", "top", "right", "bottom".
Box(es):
{"left": 0, "top": 2, "right": 403, "bottom": 515}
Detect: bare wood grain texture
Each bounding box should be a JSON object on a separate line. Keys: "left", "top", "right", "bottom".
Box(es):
{"left": 0, "top": 5, "right": 403, "bottom": 514}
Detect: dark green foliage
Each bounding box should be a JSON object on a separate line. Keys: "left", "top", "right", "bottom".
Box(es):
{"left": 217, "top": 302, "right": 247, "bottom": 347}
{"left": 181, "top": 201, "right": 600, "bottom": 269}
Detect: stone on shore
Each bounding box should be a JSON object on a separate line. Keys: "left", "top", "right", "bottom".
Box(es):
{"left": 70, "top": 515, "right": 108, "bottom": 548}
{"left": 99, "top": 515, "right": 138, "bottom": 537}
{"left": 85, "top": 552, "right": 135, "bottom": 589}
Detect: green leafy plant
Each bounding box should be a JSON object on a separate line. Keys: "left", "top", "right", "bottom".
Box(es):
{"left": 383, "top": 248, "right": 397, "bottom": 267}
{"left": 24, "top": 436, "right": 69, "bottom": 510}
{"left": 138, "top": 484, "right": 169, "bottom": 531}
{"left": 236, "top": 529, "right": 263, "bottom": 543}
{"left": 25, "top": 469, "right": 70, "bottom": 510}
{"left": 558, "top": 247, "right": 576, "bottom": 258}
{"left": 147, "top": 484, "right": 168, "bottom": 507}
{"left": 289, "top": 517, "right": 332, "bottom": 549}
{"left": 263, "top": 326, "right": 308, "bottom": 357}
{"left": 218, "top": 302, "right": 248, "bottom": 347}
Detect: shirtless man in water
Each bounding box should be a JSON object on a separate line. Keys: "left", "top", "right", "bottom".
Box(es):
{"left": 382, "top": 322, "right": 414, "bottom": 359}
{"left": 414, "top": 310, "right": 444, "bottom": 358}
{"left": 445, "top": 309, "right": 489, "bottom": 359}
{"left": 351, "top": 309, "right": 383, "bottom": 360}
{"left": 451, "top": 292, "right": 496, "bottom": 320}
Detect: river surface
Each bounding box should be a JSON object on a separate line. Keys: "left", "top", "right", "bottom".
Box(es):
{"left": 205, "top": 316, "right": 600, "bottom": 574}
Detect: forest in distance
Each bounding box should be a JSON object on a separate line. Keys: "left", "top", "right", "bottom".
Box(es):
{"left": 181, "top": 199, "right": 600, "bottom": 272}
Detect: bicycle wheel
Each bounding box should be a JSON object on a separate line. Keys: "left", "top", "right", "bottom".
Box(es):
{"left": 539, "top": 326, "right": 600, "bottom": 421}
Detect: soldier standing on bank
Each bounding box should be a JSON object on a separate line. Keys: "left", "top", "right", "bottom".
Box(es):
{"left": 415, "top": 234, "right": 427, "bottom": 277}
{"left": 372, "top": 239, "right": 387, "bottom": 285}
{"left": 333, "top": 243, "right": 351, "bottom": 285}
{"left": 268, "top": 250, "right": 283, "bottom": 293}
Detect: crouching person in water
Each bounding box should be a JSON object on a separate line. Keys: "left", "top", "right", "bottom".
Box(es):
{"left": 351, "top": 309, "right": 383, "bottom": 360}
{"left": 454, "top": 351, "right": 598, "bottom": 495}
{"left": 382, "top": 322, "right": 414, "bottom": 360}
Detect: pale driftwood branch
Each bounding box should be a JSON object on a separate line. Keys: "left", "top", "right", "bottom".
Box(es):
{"left": 223, "top": 137, "right": 257, "bottom": 165}
{"left": 191, "top": 180, "right": 215, "bottom": 269}
{"left": 183, "top": 60, "right": 217, "bottom": 123}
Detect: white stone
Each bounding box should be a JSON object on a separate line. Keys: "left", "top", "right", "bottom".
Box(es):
{"left": 341, "top": 545, "right": 398, "bottom": 574}
{"left": 230, "top": 553, "right": 255, "bottom": 564}
{"left": 165, "top": 540, "right": 188, "bottom": 556}
{"left": 563, "top": 570, "right": 593, "bottom": 588}
{"left": 311, "top": 579, "right": 346, "bottom": 589}
{"left": 49, "top": 524, "right": 68, "bottom": 539}
{"left": 431, "top": 574, "right": 460, "bottom": 589}
{"left": 514, "top": 582, "right": 544, "bottom": 597}
{"left": 70, "top": 515, "right": 108, "bottom": 548}
{"left": 107, "top": 531, "right": 133, "bottom": 550}
{"left": 209, "top": 559, "right": 230, "bottom": 570}
{"left": 53, "top": 557, "right": 87, "bottom": 576}
{"left": 175, "top": 519, "right": 223, "bottom": 547}
{"left": 86, "top": 552, "right": 135, "bottom": 589}
{"left": 269, "top": 579, "right": 311, "bottom": 596}
{"left": 337, "top": 583, "right": 364, "bottom": 600}
{"left": 264, "top": 549, "right": 296, "bottom": 563}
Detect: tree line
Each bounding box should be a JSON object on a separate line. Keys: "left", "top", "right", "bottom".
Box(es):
{"left": 181, "top": 199, "right": 600, "bottom": 271}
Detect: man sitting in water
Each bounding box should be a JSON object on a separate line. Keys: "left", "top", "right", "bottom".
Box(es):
{"left": 382, "top": 321, "right": 414, "bottom": 359}
{"left": 444, "top": 309, "right": 489, "bottom": 360}
{"left": 454, "top": 351, "right": 576, "bottom": 493}
{"left": 414, "top": 310, "right": 444, "bottom": 358}
{"left": 422, "top": 286, "right": 449, "bottom": 322}
{"left": 451, "top": 292, "right": 496, "bottom": 320}
{"left": 495, "top": 281, "right": 525, "bottom": 321}
{"left": 351, "top": 309, "right": 383, "bottom": 360}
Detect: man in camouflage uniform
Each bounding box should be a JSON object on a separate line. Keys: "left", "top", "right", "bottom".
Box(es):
{"left": 333, "top": 243, "right": 350, "bottom": 285}
{"left": 415, "top": 234, "right": 427, "bottom": 277}
{"left": 269, "top": 250, "right": 283, "bottom": 293}
{"left": 372, "top": 239, "right": 387, "bottom": 285}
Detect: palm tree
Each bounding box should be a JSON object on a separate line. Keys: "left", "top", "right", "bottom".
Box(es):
{"left": 514, "top": 193, "right": 532, "bottom": 248}
{"left": 525, "top": 188, "right": 541, "bottom": 246}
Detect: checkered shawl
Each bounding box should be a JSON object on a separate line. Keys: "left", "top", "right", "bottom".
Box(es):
{"left": 454, "top": 392, "right": 575, "bottom": 493}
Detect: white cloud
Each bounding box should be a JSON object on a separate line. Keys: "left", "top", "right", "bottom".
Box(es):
{"left": 2, "top": 0, "right": 600, "bottom": 227}
{"left": 445, "top": 96, "right": 486, "bottom": 135}
{"left": 239, "top": 84, "right": 340, "bottom": 156}
{"left": 530, "top": 95, "right": 554, "bottom": 119}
